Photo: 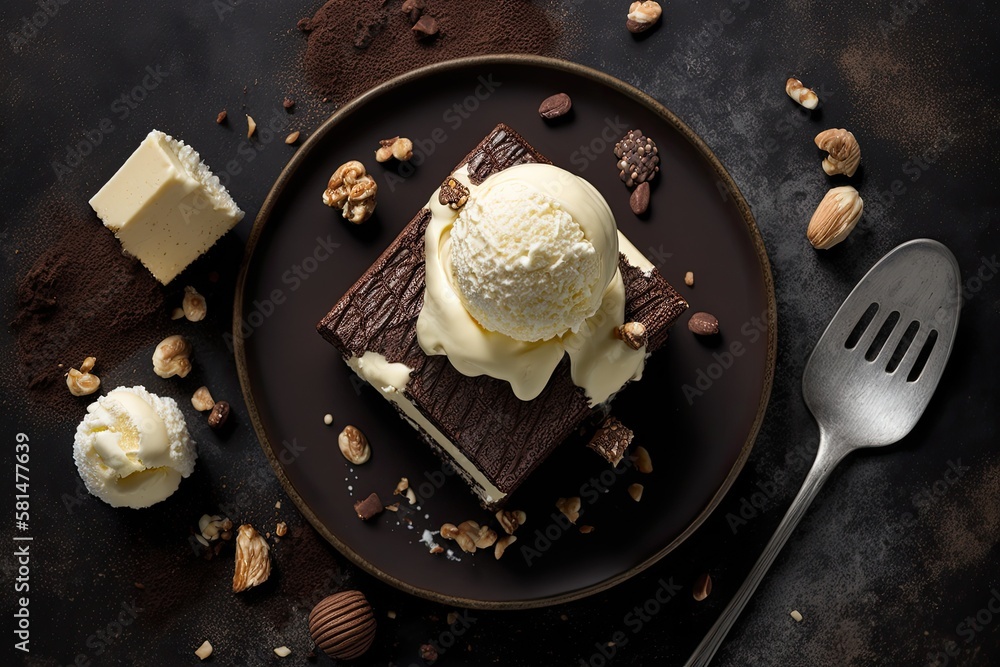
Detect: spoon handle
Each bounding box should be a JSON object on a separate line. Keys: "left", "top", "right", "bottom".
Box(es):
{"left": 684, "top": 437, "right": 845, "bottom": 667}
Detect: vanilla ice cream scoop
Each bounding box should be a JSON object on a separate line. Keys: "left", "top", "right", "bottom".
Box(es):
{"left": 73, "top": 386, "right": 196, "bottom": 509}
{"left": 449, "top": 163, "right": 619, "bottom": 342}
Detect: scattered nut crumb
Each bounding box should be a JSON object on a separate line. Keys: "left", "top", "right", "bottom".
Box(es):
{"left": 556, "top": 497, "right": 582, "bottom": 524}
{"left": 628, "top": 483, "right": 644, "bottom": 502}
{"left": 216, "top": 110, "right": 227, "bottom": 124}
{"left": 394, "top": 477, "right": 410, "bottom": 495}
{"left": 578, "top": 525, "right": 595, "bottom": 534}
{"left": 246, "top": 114, "right": 256, "bottom": 138}
{"left": 195, "top": 640, "right": 213, "bottom": 660}
{"left": 285, "top": 131, "right": 300, "bottom": 145}
{"left": 447, "top": 612, "right": 459, "bottom": 625}
{"left": 134, "top": 582, "right": 145, "bottom": 590}
{"left": 232, "top": 524, "right": 271, "bottom": 593}
{"left": 387, "top": 610, "right": 397, "bottom": 619}
{"left": 615, "top": 321, "right": 647, "bottom": 350}
{"left": 385, "top": 503, "right": 400, "bottom": 512}
{"left": 405, "top": 488, "right": 417, "bottom": 505}
{"left": 429, "top": 545, "right": 444, "bottom": 554}
{"left": 152, "top": 335, "right": 192, "bottom": 379}
{"left": 440, "top": 523, "right": 459, "bottom": 540}
{"left": 275, "top": 521, "right": 287, "bottom": 537}
{"left": 274, "top": 501, "right": 281, "bottom": 509}
{"left": 630, "top": 446, "right": 653, "bottom": 473}
{"left": 274, "top": 646, "right": 291, "bottom": 657}
{"left": 693, "top": 573, "right": 712, "bottom": 601}
{"left": 338, "top": 425, "right": 371, "bottom": 465}
{"left": 790, "top": 609, "right": 803, "bottom": 622}
{"left": 684, "top": 271, "right": 695, "bottom": 287}
{"left": 182, "top": 285, "right": 207, "bottom": 321}
{"left": 282, "top": 97, "right": 294, "bottom": 110}
{"left": 495, "top": 509, "right": 526, "bottom": 534}
{"left": 420, "top": 643, "right": 439, "bottom": 664}
{"left": 191, "top": 386, "right": 215, "bottom": 411}
{"left": 560, "top": 614, "right": 568, "bottom": 621}
{"left": 375, "top": 136, "right": 414, "bottom": 162}
{"left": 66, "top": 360, "right": 101, "bottom": 397}
{"left": 323, "top": 413, "right": 334, "bottom": 425}
{"left": 785, "top": 77, "right": 819, "bottom": 109}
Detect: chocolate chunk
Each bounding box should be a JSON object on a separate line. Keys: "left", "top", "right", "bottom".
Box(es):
{"left": 630, "top": 181, "right": 650, "bottom": 215}
{"left": 614, "top": 129, "right": 660, "bottom": 187}
{"left": 412, "top": 15, "right": 439, "bottom": 39}
{"left": 208, "top": 401, "right": 231, "bottom": 430}
{"left": 438, "top": 177, "right": 470, "bottom": 210}
{"left": 402, "top": 0, "right": 425, "bottom": 23}
{"left": 538, "top": 93, "right": 572, "bottom": 119}
{"left": 587, "top": 416, "right": 634, "bottom": 466}
{"left": 353, "top": 493, "right": 384, "bottom": 520}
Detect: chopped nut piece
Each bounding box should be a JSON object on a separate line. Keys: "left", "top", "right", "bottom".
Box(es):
{"left": 420, "top": 643, "right": 439, "bottom": 664}
{"left": 275, "top": 521, "right": 287, "bottom": 537}
{"left": 66, "top": 366, "right": 101, "bottom": 397}
{"left": 786, "top": 77, "right": 819, "bottom": 109}
{"left": 375, "top": 136, "right": 414, "bottom": 162}
{"left": 405, "top": 488, "right": 417, "bottom": 505}
{"left": 353, "top": 493, "right": 384, "bottom": 520}
{"left": 628, "top": 483, "right": 644, "bottom": 502}
{"left": 447, "top": 611, "right": 459, "bottom": 625}
{"left": 631, "top": 446, "right": 653, "bottom": 473}
{"left": 282, "top": 97, "right": 295, "bottom": 109}
{"left": 152, "top": 335, "right": 192, "bottom": 378}
{"left": 615, "top": 321, "right": 647, "bottom": 350}
{"left": 323, "top": 413, "right": 334, "bottom": 425}
{"left": 208, "top": 401, "right": 230, "bottom": 430}
{"left": 338, "top": 425, "right": 371, "bottom": 465}
{"left": 195, "top": 640, "right": 213, "bottom": 660}
{"left": 79, "top": 356, "right": 96, "bottom": 373}
{"left": 440, "top": 523, "right": 460, "bottom": 540}
{"left": 394, "top": 477, "right": 410, "bottom": 495}
{"left": 495, "top": 509, "right": 526, "bottom": 535}
{"left": 323, "top": 160, "right": 378, "bottom": 224}
{"left": 627, "top": 1, "right": 662, "bottom": 33}
{"left": 199, "top": 514, "right": 227, "bottom": 541}
{"left": 387, "top": 610, "right": 397, "bottom": 619}
{"left": 556, "top": 497, "right": 582, "bottom": 524}
{"left": 216, "top": 110, "right": 227, "bottom": 124}
{"left": 233, "top": 524, "right": 271, "bottom": 593}
{"left": 495, "top": 535, "right": 517, "bottom": 559}
{"left": 285, "top": 131, "right": 301, "bottom": 145}
{"left": 429, "top": 545, "right": 443, "bottom": 553}
{"left": 274, "top": 646, "right": 291, "bottom": 657}
{"left": 402, "top": 0, "right": 425, "bottom": 22}
{"left": 192, "top": 386, "right": 215, "bottom": 412}
{"left": 693, "top": 573, "right": 713, "bottom": 601}
{"left": 684, "top": 271, "right": 695, "bottom": 287}
{"left": 246, "top": 114, "right": 257, "bottom": 138}
{"left": 385, "top": 503, "right": 400, "bottom": 512}
{"left": 182, "top": 285, "right": 207, "bottom": 321}
{"left": 815, "top": 128, "right": 861, "bottom": 177}
{"left": 454, "top": 520, "right": 482, "bottom": 553}
{"left": 171, "top": 307, "right": 185, "bottom": 320}
{"left": 807, "top": 186, "right": 864, "bottom": 249}
{"left": 438, "top": 176, "right": 470, "bottom": 210}
{"left": 579, "top": 525, "right": 595, "bottom": 534}
{"left": 473, "top": 524, "right": 497, "bottom": 549}
{"left": 790, "top": 609, "right": 804, "bottom": 622}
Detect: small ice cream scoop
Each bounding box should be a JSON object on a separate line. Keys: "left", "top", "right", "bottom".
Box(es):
{"left": 448, "top": 163, "right": 619, "bottom": 342}
{"left": 73, "top": 386, "right": 196, "bottom": 509}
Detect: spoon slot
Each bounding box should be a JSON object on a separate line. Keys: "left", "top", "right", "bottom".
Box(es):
{"left": 845, "top": 302, "right": 879, "bottom": 349}
{"left": 906, "top": 329, "right": 939, "bottom": 382}
{"left": 865, "top": 311, "right": 900, "bottom": 361}
{"left": 886, "top": 320, "right": 921, "bottom": 373}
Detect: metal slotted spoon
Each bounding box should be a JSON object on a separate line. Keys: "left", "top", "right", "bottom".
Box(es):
{"left": 686, "top": 239, "right": 962, "bottom": 667}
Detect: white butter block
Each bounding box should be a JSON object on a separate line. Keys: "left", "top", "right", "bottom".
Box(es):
{"left": 89, "top": 130, "right": 244, "bottom": 285}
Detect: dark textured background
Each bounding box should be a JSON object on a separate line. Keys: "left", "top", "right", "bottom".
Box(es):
{"left": 1, "top": 1, "right": 998, "bottom": 666}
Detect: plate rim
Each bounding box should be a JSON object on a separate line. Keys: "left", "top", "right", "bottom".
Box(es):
{"left": 233, "top": 54, "right": 777, "bottom": 610}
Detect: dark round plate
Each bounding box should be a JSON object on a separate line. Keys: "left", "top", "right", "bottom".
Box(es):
{"left": 234, "top": 55, "right": 776, "bottom": 609}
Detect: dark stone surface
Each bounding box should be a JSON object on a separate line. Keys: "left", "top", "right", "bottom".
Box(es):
{"left": 1, "top": 1, "right": 997, "bottom": 666}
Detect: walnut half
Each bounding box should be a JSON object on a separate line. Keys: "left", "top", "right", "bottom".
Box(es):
{"left": 323, "top": 160, "right": 378, "bottom": 224}
{"left": 233, "top": 524, "right": 271, "bottom": 593}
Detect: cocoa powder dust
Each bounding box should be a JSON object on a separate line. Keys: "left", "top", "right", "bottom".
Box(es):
{"left": 299, "top": 0, "right": 560, "bottom": 103}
